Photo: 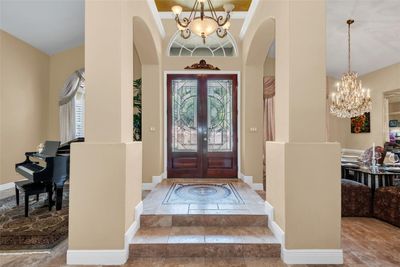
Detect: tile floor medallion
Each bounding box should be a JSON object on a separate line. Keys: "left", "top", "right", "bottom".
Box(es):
{"left": 163, "top": 183, "right": 244, "bottom": 205}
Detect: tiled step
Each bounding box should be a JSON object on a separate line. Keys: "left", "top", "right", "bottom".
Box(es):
{"left": 129, "top": 226, "right": 280, "bottom": 258}
{"left": 140, "top": 214, "right": 268, "bottom": 227}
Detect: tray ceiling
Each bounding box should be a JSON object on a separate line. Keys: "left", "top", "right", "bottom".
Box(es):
{"left": 155, "top": 0, "right": 251, "bottom": 12}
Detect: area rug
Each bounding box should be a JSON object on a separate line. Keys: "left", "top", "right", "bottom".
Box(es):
{"left": 0, "top": 188, "right": 69, "bottom": 251}
{"left": 163, "top": 183, "right": 244, "bottom": 204}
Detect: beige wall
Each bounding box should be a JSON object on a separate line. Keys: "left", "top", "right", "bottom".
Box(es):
{"left": 133, "top": 45, "right": 142, "bottom": 80}
{"left": 0, "top": 30, "right": 49, "bottom": 184}
{"left": 0, "top": 30, "right": 84, "bottom": 185}
{"left": 328, "top": 63, "right": 400, "bottom": 150}
{"left": 47, "top": 46, "right": 85, "bottom": 140}
{"left": 264, "top": 57, "right": 275, "bottom": 76}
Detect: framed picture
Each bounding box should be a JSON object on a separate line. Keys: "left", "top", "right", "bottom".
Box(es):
{"left": 351, "top": 112, "right": 370, "bottom": 133}
{"left": 389, "top": 120, "right": 398, "bottom": 127}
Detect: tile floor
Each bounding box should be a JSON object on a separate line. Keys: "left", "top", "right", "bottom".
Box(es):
{"left": 142, "top": 179, "right": 266, "bottom": 215}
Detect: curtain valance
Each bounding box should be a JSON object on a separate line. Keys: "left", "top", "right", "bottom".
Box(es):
{"left": 263, "top": 76, "right": 275, "bottom": 99}
{"left": 59, "top": 68, "right": 85, "bottom": 106}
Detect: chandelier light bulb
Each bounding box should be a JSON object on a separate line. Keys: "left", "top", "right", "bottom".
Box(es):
{"left": 171, "top": 5, "right": 182, "bottom": 16}
{"left": 223, "top": 3, "right": 235, "bottom": 13}
{"left": 222, "top": 21, "right": 231, "bottom": 30}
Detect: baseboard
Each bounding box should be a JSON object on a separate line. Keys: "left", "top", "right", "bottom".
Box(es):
{"left": 264, "top": 201, "right": 284, "bottom": 245}
{"left": 142, "top": 173, "right": 165, "bottom": 191}
{"left": 252, "top": 183, "right": 263, "bottom": 190}
{"left": 282, "top": 248, "right": 344, "bottom": 264}
{"left": 67, "top": 201, "right": 143, "bottom": 265}
{"left": 125, "top": 201, "right": 143, "bottom": 243}
{"left": 142, "top": 183, "right": 153, "bottom": 190}
{"left": 67, "top": 249, "right": 127, "bottom": 265}
{"left": 238, "top": 173, "right": 263, "bottom": 191}
{"left": 0, "top": 182, "right": 15, "bottom": 191}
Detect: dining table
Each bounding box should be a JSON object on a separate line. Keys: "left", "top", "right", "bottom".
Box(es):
{"left": 350, "top": 167, "right": 398, "bottom": 192}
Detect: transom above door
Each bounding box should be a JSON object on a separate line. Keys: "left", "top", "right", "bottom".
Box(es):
{"left": 167, "top": 74, "right": 238, "bottom": 178}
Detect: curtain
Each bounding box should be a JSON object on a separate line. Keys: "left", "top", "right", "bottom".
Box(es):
{"left": 263, "top": 76, "right": 275, "bottom": 190}
{"left": 59, "top": 68, "right": 85, "bottom": 144}
{"left": 263, "top": 77, "right": 275, "bottom": 141}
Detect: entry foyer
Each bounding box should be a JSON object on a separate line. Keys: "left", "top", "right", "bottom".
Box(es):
{"left": 1, "top": 0, "right": 400, "bottom": 266}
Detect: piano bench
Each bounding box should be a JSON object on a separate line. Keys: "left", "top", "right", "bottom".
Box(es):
{"left": 15, "top": 181, "right": 53, "bottom": 217}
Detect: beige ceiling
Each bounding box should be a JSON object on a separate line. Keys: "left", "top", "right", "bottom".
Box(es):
{"left": 155, "top": 0, "right": 251, "bottom": 12}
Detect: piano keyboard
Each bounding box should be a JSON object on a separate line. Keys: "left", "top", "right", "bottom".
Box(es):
{"left": 17, "top": 166, "right": 34, "bottom": 175}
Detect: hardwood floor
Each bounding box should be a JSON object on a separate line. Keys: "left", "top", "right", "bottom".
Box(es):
{"left": 342, "top": 217, "right": 400, "bottom": 266}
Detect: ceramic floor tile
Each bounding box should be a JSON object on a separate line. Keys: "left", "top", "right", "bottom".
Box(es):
{"left": 170, "top": 226, "right": 205, "bottom": 235}
{"left": 204, "top": 235, "right": 243, "bottom": 243}
{"left": 155, "top": 204, "right": 190, "bottom": 214}
{"left": 162, "top": 257, "right": 206, "bottom": 267}
{"left": 168, "top": 235, "right": 205, "bottom": 243}
{"left": 142, "top": 179, "right": 267, "bottom": 216}
{"left": 189, "top": 209, "right": 251, "bottom": 215}
{"left": 189, "top": 203, "right": 218, "bottom": 210}
{"left": 244, "top": 257, "right": 287, "bottom": 267}
{"left": 124, "top": 257, "right": 165, "bottom": 267}
{"left": 205, "top": 257, "right": 247, "bottom": 267}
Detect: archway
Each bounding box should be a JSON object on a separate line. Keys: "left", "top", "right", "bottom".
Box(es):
{"left": 241, "top": 18, "right": 275, "bottom": 191}
{"left": 132, "top": 17, "right": 163, "bottom": 188}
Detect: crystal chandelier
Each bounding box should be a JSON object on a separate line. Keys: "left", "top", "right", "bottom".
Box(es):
{"left": 330, "top": 19, "right": 372, "bottom": 118}
{"left": 171, "top": 0, "right": 234, "bottom": 44}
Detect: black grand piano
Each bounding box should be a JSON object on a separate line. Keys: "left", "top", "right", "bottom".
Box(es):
{"left": 15, "top": 138, "right": 83, "bottom": 213}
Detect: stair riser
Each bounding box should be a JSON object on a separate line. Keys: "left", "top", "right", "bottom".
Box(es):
{"left": 130, "top": 243, "right": 281, "bottom": 258}
{"left": 141, "top": 215, "right": 268, "bottom": 227}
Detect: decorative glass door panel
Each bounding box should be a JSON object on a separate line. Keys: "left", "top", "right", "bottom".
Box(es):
{"left": 172, "top": 80, "right": 198, "bottom": 152}
{"left": 167, "top": 74, "right": 237, "bottom": 178}
{"left": 207, "top": 80, "right": 233, "bottom": 152}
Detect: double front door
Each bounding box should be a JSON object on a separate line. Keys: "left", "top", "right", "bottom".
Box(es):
{"left": 167, "top": 74, "right": 238, "bottom": 178}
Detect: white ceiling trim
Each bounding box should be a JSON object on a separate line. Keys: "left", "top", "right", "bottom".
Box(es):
{"left": 239, "top": 0, "right": 259, "bottom": 39}
{"left": 158, "top": 11, "right": 248, "bottom": 20}
{"left": 146, "top": 0, "right": 166, "bottom": 38}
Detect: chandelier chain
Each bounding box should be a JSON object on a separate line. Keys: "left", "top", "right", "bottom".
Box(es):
{"left": 348, "top": 21, "right": 351, "bottom": 72}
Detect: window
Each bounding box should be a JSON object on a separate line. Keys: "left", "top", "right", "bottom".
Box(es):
{"left": 168, "top": 31, "right": 238, "bottom": 57}
{"left": 59, "top": 69, "right": 85, "bottom": 144}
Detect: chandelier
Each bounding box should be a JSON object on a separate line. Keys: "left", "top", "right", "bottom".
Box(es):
{"left": 330, "top": 19, "right": 371, "bottom": 118}
{"left": 171, "top": 0, "right": 234, "bottom": 44}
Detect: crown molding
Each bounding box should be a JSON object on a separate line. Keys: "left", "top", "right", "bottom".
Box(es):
{"left": 159, "top": 11, "right": 248, "bottom": 20}
{"left": 146, "top": 0, "right": 166, "bottom": 38}
{"left": 239, "top": 0, "right": 260, "bottom": 39}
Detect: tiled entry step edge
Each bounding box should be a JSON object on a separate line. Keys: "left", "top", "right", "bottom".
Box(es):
{"left": 140, "top": 214, "right": 268, "bottom": 227}
{"left": 130, "top": 243, "right": 281, "bottom": 258}
{"left": 129, "top": 226, "right": 280, "bottom": 258}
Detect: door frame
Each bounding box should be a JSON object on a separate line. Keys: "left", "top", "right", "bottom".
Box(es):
{"left": 163, "top": 70, "right": 241, "bottom": 178}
